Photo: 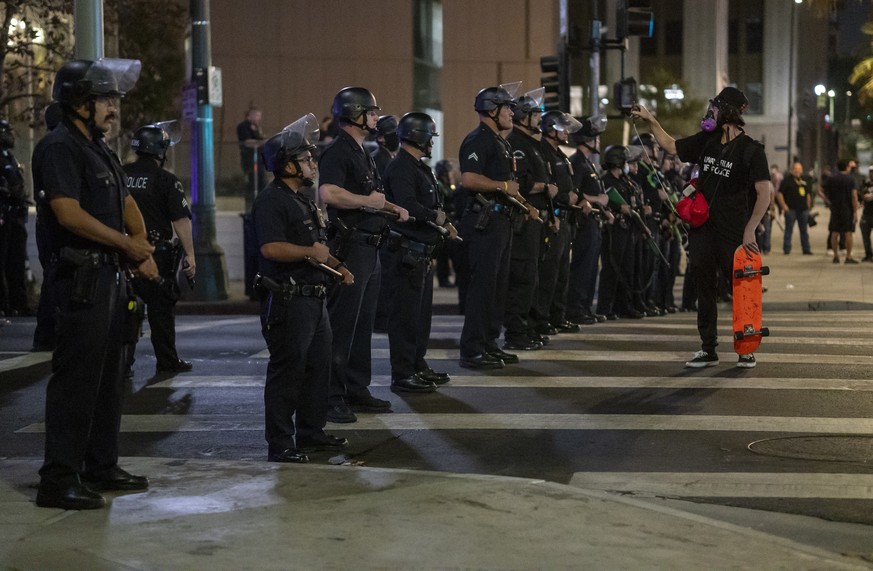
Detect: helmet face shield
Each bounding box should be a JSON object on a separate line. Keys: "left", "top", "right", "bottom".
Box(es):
{"left": 499, "top": 81, "right": 522, "bottom": 100}
{"left": 542, "top": 111, "right": 582, "bottom": 136}
{"left": 87, "top": 58, "right": 141, "bottom": 97}
{"left": 263, "top": 113, "right": 320, "bottom": 173}
{"left": 153, "top": 120, "right": 182, "bottom": 145}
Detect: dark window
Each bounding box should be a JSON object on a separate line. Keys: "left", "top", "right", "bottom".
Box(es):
{"left": 729, "top": 20, "right": 738, "bottom": 54}
{"left": 746, "top": 19, "right": 763, "bottom": 53}
{"left": 664, "top": 20, "right": 682, "bottom": 55}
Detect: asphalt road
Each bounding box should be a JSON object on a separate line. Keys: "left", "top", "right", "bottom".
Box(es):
{"left": 3, "top": 307, "right": 873, "bottom": 532}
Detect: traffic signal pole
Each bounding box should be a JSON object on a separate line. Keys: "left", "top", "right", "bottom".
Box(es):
{"left": 189, "top": 0, "right": 228, "bottom": 300}
{"left": 74, "top": 0, "right": 103, "bottom": 59}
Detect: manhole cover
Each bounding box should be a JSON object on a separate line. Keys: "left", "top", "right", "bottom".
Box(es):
{"left": 748, "top": 435, "right": 873, "bottom": 463}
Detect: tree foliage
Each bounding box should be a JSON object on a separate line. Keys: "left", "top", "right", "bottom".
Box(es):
{"left": 105, "top": 0, "right": 187, "bottom": 135}
{"left": 0, "top": 0, "right": 73, "bottom": 124}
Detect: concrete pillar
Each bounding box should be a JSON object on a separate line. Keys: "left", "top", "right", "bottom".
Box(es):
{"left": 682, "top": 0, "right": 729, "bottom": 101}
{"left": 762, "top": 0, "right": 794, "bottom": 166}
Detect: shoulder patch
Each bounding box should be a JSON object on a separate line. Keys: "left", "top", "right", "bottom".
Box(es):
{"left": 467, "top": 152, "right": 479, "bottom": 162}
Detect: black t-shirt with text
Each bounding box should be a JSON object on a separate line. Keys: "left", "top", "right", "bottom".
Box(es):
{"left": 675, "top": 130, "right": 769, "bottom": 243}
{"left": 124, "top": 157, "right": 191, "bottom": 242}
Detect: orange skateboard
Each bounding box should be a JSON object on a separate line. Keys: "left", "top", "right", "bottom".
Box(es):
{"left": 732, "top": 246, "right": 770, "bottom": 355}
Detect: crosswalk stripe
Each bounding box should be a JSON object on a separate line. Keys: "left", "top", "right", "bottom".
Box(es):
{"left": 0, "top": 351, "right": 51, "bottom": 373}
{"left": 567, "top": 472, "right": 873, "bottom": 499}
{"left": 248, "top": 348, "right": 873, "bottom": 364}
{"left": 418, "top": 332, "right": 873, "bottom": 346}
{"left": 149, "top": 375, "right": 873, "bottom": 392}
{"left": 15, "top": 413, "right": 873, "bottom": 434}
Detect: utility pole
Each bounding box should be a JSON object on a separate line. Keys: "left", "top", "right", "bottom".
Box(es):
{"left": 189, "top": 0, "right": 228, "bottom": 300}
{"left": 74, "top": 0, "right": 103, "bottom": 59}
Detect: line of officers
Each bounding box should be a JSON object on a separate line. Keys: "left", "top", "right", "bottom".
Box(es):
{"left": 251, "top": 83, "right": 690, "bottom": 464}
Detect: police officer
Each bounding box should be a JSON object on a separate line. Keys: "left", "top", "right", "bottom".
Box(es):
{"left": 596, "top": 145, "right": 637, "bottom": 320}
{"left": 0, "top": 119, "right": 30, "bottom": 317}
{"left": 254, "top": 114, "right": 352, "bottom": 462}
{"left": 535, "top": 111, "right": 585, "bottom": 335}
{"left": 124, "top": 121, "right": 196, "bottom": 375}
{"left": 383, "top": 112, "right": 456, "bottom": 393}
{"left": 630, "top": 132, "right": 668, "bottom": 316}
{"left": 567, "top": 116, "right": 610, "bottom": 325}
{"left": 504, "top": 88, "right": 551, "bottom": 351}
{"left": 371, "top": 115, "right": 399, "bottom": 177}
{"left": 33, "top": 58, "right": 157, "bottom": 510}
{"left": 457, "top": 83, "right": 538, "bottom": 369}
{"left": 318, "top": 87, "right": 409, "bottom": 424}
{"left": 372, "top": 114, "right": 400, "bottom": 334}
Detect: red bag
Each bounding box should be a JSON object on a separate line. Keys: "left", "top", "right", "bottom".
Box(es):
{"left": 676, "top": 178, "right": 710, "bottom": 227}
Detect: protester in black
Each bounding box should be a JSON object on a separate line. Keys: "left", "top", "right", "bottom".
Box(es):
{"left": 822, "top": 160, "right": 860, "bottom": 264}
{"left": 632, "top": 87, "right": 771, "bottom": 369}
{"left": 0, "top": 120, "right": 30, "bottom": 317}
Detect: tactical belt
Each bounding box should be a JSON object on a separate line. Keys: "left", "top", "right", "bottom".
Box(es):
{"left": 52, "top": 248, "right": 120, "bottom": 268}
{"left": 286, "top": 284, "right": 328, "bottom": 299}
{"left": 386, "top": 231, "right": 436, "bottom": 257}
{"left": 348, "top": 228, "right": 386, "bottom": 248}
{"left": 470, "top": 200, "right": 511, "bottom": 217}
{"left": 554, "top": 208, "right": 571, "bottom": 221}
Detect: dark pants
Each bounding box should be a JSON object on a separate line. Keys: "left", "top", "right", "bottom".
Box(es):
{"left": 861, "top": 215, "right": 873, "bottom": 258}
{"left": 688, "top": 224, "right": 741, "bottom": 354}
{"left": 373, "top": 248, "right": 394, "bottom": 332}
{"left": 326, "top": 236, "right": 381, "bottom": 404}
{"left": 262, "top": 294, "right": 331, "bottom": 451}
{"left": 532, "top": 218, "right": 570, "bottom": 327}
{"left": 566, "top": 217, "right": 602, "bottom": 320}
{"left": 458, "top": 209, "right": 512, "bottom": 357}
{"left": 131, "top": 278, "right": 180, "bottom": 368}
{"left": 652, "top": 236, "right": 680, "bottom": 309}
{"left": 504, "top": 218, "right": 541, "bottom": 341}
{"left": 40, "top": 264, "right": 127, "bottom": 485}
{"left": 382, "top": 247, "right": 434, "bottom": 380}
{"left": 596, "top": 223, "right": 634, "bottom": 316}
{"left": 783, "top": 209, "right": 811, "bottom": 254}
{"left": 0, "top": 209, "right": 28, "bottom": 313}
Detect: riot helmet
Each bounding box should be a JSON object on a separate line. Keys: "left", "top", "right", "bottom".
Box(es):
{"left": 53, "top": 58, "right": 141, "bottom": 107}
{"left": 397, "top": 112, "right": 439, "bottom": 158}
{"left": 375, "top": 115, "right": 399, "bottom": 151}
{"left": 0, "top": 120, "right": 14, "bottom": 149}
{"left": 630, "top": 132, "right": 657, "bottom": 149}
{"left": 602, "top": 145, "right": 629, "bottom": 170}
{"left": 541, "top": 111, "right": 582, "bottom": 142}
{"left": 131, "top": 120, "right": 182, "bottom": 167}
{"left": 512, "top": 87, "right": 545, "bottom": 125}
{"left": 261, "top": 113, "right": 320, "bottom": 184}
{"left": 572, "top": 114, "right": 607, "bottom": 145}
{"left": 474, "top": 83, "right": 520, "bottom": 113}
{"left": 331, "top": 87, "right": 380, "bottom": 131}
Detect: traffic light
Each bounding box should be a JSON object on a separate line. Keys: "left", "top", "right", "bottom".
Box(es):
{"left": 616, "top": 0, "right": 654, "bottom": 40}
{"left": 540, "top": 50, "right": 569, "bottom": 112}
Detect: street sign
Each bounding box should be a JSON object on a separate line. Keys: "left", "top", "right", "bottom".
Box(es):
{"left": 182, "top": 83, "right": 197, "bottom": 121}
{"left": 208, "top": 66, "right": 223, "bottom": 107}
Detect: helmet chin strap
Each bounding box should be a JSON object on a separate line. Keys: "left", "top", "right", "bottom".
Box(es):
{"left": 347, "top": 112, "right": 375, "bottom": 133}
{"left": 73, "top": 100, "right": 104, "bottom": 139}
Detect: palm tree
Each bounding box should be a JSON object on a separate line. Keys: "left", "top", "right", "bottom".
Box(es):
{"left": 850, "top": 22, "right": 873, "bottom": 104}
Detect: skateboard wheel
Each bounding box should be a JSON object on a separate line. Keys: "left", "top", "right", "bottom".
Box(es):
{"left": 761, "top": 327, "right": 769, "bottom": 337}
{"left": 734, "top": 332, "right": 744, "bottom": 340}
{"left": 761, "top": 266, "right": 770, "bottom": 276}
{"left": 734, "top": 269, "right": 744, "bottom": 279}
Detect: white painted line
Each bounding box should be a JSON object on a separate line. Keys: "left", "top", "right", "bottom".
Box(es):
{"left": 16, "top": 413, "right": 873, "bottom": 434}
{"left": 568, "top": 472, "right": 873, "bottom": 499}
{"left": 0, "top": 352, "right": 51, "bottom": 373}
{"left": 150, "top": 375, "right": 873, "bottom": 392}
{"left": 420, "top": 332, "right": 873, "bottom": 346}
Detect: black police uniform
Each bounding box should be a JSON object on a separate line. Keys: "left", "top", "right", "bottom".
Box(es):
{"left": 253, "top": 179, "right": 332, "bottom": 453}
{"left": 566, "top": 151, "right": 604, "bottom": 322}
{"left": 457, "top": 123, "right": 514, "bottom": 359}
{"left": 535, "top": 139, "right": 575, "bottom": 329}
{"left": 319, "top": 129, "right": 387, "bottom": 407}
{"left": 596, "top": 171, "right": 636, "bottom": 317}
{"left": 382, "top": 148, "right": 443, "bottom": 380}
{"left": 124, "top": 156, "right": 192, "bottom": 369}
{"left": 33, "top": 118, "right": 131, "bottom": 487}
{"left": 633, "top": 160, "right": 666, "bottom": 311}
{"left": 371, "top": 142, "right": 396, "bottom": 333}
{"left": 504, "top": 128, "right": 548, "bottom": 346}
{"left": 0, "top": 146, "right": 28, "bottom": 315}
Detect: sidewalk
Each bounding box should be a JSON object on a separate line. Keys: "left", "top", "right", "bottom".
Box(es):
{"left": 1, "top": 457, "right": 868, "bottom": 569}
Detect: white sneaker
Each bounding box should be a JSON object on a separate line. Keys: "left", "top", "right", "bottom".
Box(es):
{"left": 685, "top": 350, "right": 719, "bottom": 368}
{"left": 737, "top": 354, "right": 756, "bottom": 368}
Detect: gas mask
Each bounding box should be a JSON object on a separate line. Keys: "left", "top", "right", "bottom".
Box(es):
{"left": 700, "top": 102, "right": 717, "bottom": 133}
